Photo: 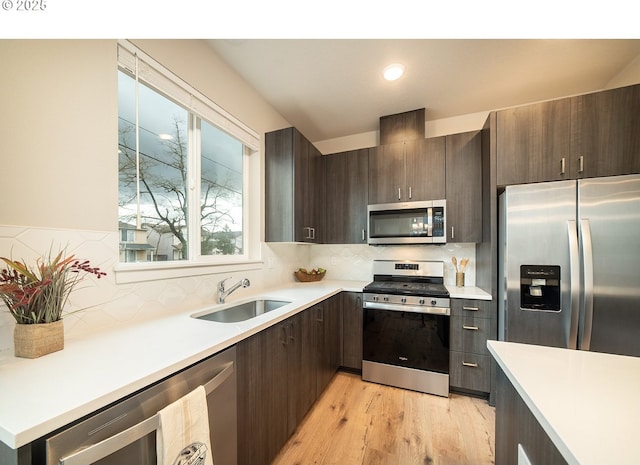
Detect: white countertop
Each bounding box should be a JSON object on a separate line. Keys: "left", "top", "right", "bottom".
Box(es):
{"left": 488, "top": 340, "right": 640, "bottom": 465}
{"left": 0, "top": 280, "right": 367, "bottom": 449}
{"left": 446, "top": 285, "right": 491, "bottom": 300}
{"left": 0, "top": 280, "right": 491, "bottom": 450}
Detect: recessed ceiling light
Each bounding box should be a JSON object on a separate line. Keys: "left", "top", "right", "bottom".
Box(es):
{"left": 383, "top": 63, "right": 405, "bottom": 81}
{"left": 158, "top": 133, "right": 173, "bottom": 140}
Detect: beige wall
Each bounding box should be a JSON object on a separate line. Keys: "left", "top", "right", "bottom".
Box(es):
{"left": 0, "top": 40, "right": 117, "bottom": 231}
{"left": 0, "top": 39, "right": 289, "bottom": 234}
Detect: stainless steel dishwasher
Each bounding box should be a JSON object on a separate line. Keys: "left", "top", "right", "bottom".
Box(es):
{"left": 38, "top": 345, "right": 237, "bottom": 465}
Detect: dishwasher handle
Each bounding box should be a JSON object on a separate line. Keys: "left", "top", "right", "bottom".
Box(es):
{"left": 59, "top": 362, "right": 234, "bottom": 465}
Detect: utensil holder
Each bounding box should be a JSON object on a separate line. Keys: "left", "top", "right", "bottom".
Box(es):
{"left": 456, "top": 272, "right": 465, "bottom": 287}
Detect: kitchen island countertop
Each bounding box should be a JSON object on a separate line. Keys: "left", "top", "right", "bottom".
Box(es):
{"left": 0, "top": 280, "right": 366, "bottom": 450}
{"left": 488, "top": 340, "right": 640, "bottom": 465}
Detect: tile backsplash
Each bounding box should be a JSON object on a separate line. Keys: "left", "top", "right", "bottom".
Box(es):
{"left": 0, "top": 225, "right": 476, "bottom": 353}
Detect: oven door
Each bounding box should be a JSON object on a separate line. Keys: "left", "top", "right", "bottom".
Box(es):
{"left": 363, "top": 306, "right": 449, "bottom": 373}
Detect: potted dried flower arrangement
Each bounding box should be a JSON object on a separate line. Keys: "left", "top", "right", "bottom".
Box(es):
{"left": 0, "top": 249, "right": 106, "bottom": 358}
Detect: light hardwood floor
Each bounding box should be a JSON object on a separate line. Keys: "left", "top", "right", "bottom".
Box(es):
{"left": 272, "top": 371, "right": 495, "bottom": 465}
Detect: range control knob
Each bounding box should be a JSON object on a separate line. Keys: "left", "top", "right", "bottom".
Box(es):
{"left": 431, "top": 299, "right": 437, "bottom": 306}
{"left": 372, "top": 295, "right": 379, "bottom": 301}
{"left": 401, "top": 297, "right": 407, "bottom": 303}
{"left": 383, "top": 296, "right": 389, "bottom": 302}
{"left": 419, "top": 298, "right": 425, "bottom": 305}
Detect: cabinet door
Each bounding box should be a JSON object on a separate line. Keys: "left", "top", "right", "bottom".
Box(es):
{"left": 406, "top": 137, "right": 446, "bottom": 201}
{"left": 304, "top": 142, "right": 324, "bottom": 242}
{"left": 316, "top": 295, "right": 341, "bottom": 396}
{"left": 368, "top": 143, "right": 405, "bottom": 204}
{"left": 341, "top": 292, "right": 363, "bottom": 370}
{"left": 265, "top": 128, "right": 295, "bottom": 242}
{"left": 324, "top": 149, "right": 369, "bottom": 243}
{"left": 571, "top": 84, "right": 640, "bottom": 178}
{"left": 265, "top": 127, "right": 323, "bottom": 243}
{"left": 286, "top": 310, "right": 317, "bottom": 435}
{"left": 450, "top": 315, "right": 491, "bottom": 355}
{"left": 450, "top": 352, "right": 491, "bottom": 392}
{"left": 446, "top": 131, "right": 482, "bottom": 242}
{"left": 497, "top": 99, "right": 571, "bottom": 186}
{"left": 236, "top": 323, "right": 289, "bottom": 465}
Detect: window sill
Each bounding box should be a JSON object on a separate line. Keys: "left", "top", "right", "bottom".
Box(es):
{"left": 114, "top": 259, "right": 264, "bottom": 284}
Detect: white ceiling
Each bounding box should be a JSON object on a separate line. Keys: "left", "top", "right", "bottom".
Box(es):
{"left": 207, "top": 39, "right": 640, "bottom": 143}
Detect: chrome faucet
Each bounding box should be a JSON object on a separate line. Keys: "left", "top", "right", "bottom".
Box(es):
{"left": 217, "top": 277, "right": 250, "bottom": 304}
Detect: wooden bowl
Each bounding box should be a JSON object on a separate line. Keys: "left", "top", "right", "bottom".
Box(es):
{"left": 294, "top": 270, "right": 326, "bottom": 282}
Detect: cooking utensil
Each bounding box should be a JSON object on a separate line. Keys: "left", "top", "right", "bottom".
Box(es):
{"left": 452, "top": 256, "right": 458, "bottom": 272}
{"left": 460, "top": 258, "right": 469, "bottom": 272}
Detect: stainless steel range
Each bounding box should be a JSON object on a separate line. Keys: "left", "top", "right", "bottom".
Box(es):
{"left": 362, "top": 260, "right": 450, "bottom": 397}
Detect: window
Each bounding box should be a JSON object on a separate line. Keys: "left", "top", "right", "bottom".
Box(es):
{"left": 117, "top": 41, "right": 258, "bottom": 268}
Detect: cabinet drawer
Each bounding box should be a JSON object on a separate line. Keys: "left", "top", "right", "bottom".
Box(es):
{"left": 450, "top": 315, "right": 490, "bottom": 355}
{"left": 449, "top": 352, "right": 491, "bottom": 393}
{"left": 450, "top": 299, "right": 492, "bottom": 318}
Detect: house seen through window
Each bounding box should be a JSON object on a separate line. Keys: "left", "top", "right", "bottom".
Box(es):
{"left": 117, "top": 67, "right": 246, "bottom": 264}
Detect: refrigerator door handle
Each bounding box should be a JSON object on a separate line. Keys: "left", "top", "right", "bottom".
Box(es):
{"left": 579, "top": 219, "right": 595, "bottom": 350}
{"left": 567, "top": 220, "right": 580, "bottom": 349}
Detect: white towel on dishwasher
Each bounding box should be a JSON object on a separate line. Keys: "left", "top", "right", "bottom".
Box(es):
{"left": 157, "top": 385, "right": 214, "bottom": 465}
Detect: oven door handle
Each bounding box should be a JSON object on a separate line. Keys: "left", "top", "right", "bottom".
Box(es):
{"left": 363, "top": 301, "right": 450, "bottom": 316}
{"left": 59, "top": 362, "right": 234, "bottom": 465}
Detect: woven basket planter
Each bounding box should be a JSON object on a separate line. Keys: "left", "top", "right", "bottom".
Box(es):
{"left": 14, "top": 319, "right": 64, "bottom": 358}
{"left": 294, "top": 271, "right": 326, "bottom": 282}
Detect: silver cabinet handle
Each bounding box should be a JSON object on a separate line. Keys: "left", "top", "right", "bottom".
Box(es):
{"left": 288, "top": 322, "right": 295, "bottom": 344}
{"left": 462, "top": 362, "right": 478, "bottom": 368}
{"left": 59, "top": 362, "right": 234, "bottom": 465}
{"left": 451, "top": 226, "right": 455, "bottom": 239}
{"left": 397, "top": 187, "right": 402, "bottom": 200}
{"left": 561, "top": 157, "right": 566, "bottom": 174}
{"left": 408, "top": 186, "right": 412, "bottom": 199}
{"left": 304, "top": 227, "right": 316, "bottom": 240}
{"left": 462, "top": 306, "right": 479, "bottom": 312}
{"left": 463, "top": 325, "right": 479, "bottom": 331}
{"left": 362, "top": 229, "right": 365, "bottom": 242}
{"left": 578, "top": 155, "right": 584, "bottom": 173}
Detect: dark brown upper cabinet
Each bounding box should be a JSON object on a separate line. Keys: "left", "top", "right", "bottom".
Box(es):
{"left": 496, "top": 98, "right": 571, "bottom": 186}
{"left": 445, "top": 131, "right": 482, "bottom": 243}
{"left": 571, "top": 84, "right": 640, "bottom": 178}
{"left": 497, "top": 83, "right": 640, "bottom": 187}
{"left": 379, "top": 108, "right": 426, "bottom": 145}
{"left": 265, "top": 127, "right": 324, "bottom": 243}
{"left": 324, "top": 148, "right": 369, "bottom": 244}
{"left": 369, "top": 137, "right": 446, "bottom": 204}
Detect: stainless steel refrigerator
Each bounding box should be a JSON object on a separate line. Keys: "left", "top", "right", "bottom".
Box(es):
{"left": 498, "top": 174, "right": 640, "bottom": 356}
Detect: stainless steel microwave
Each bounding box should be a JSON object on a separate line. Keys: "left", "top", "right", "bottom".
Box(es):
{"left": 367, "top": 200, "right": 446, "bottom": 245}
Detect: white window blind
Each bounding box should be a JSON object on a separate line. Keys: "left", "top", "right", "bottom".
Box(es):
{"left": 117, "top": 40, "right": 260, "bottom": 151}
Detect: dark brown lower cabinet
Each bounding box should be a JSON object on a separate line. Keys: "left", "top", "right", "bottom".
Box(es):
{"left": 341, "top": 292, "right": 363, "bottom": 371}
{"left": 316, "top": 294, "right": 341, "bottom": 395}
{"left": 236, "top": 317, "right": 289, "bottom": 465}
{"left": 449, "top": 299, "right": 492, "bottom": 395}
{"left": 237, "top": 296, "right": 341, "bottom": 465}
{"left": 495, "top": 367, "right": 568, "bottom": 465}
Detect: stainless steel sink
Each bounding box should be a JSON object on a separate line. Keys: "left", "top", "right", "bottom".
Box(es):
{"left": 194, "top": 299, "right": 291, "bottom": 323}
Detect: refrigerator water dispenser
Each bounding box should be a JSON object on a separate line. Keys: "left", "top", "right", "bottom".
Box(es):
{"left": 520, "top": 265, "right": 561, "bottom": 311}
